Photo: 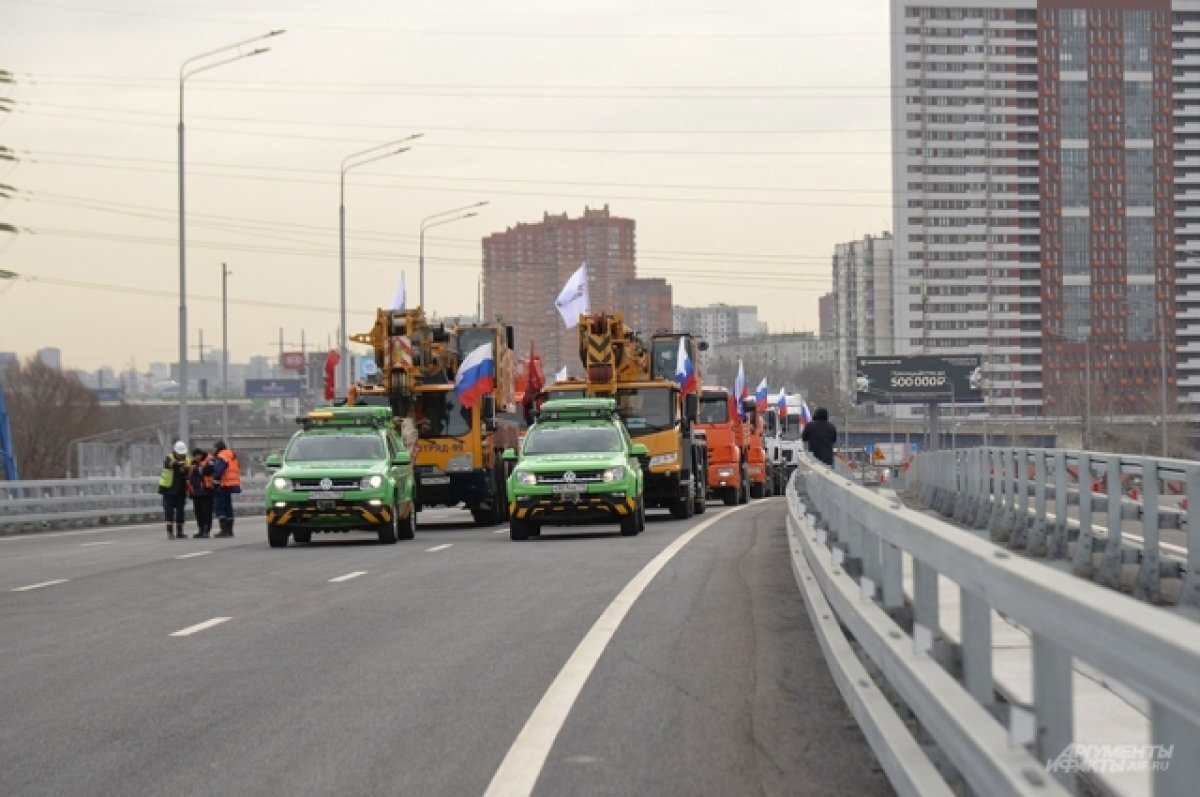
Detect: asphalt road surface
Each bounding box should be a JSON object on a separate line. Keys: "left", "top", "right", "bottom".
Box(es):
{"left": 0, "top": 500, "right": 892, "bottom": 797}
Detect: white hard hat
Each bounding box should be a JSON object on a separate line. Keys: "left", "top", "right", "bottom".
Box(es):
{"left": 173, "top": 441, "right": 188, "bottom": 455}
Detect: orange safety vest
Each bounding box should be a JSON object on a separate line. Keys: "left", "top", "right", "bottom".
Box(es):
{"left": 217, "top": 449, "right": 242, "bottom": 489}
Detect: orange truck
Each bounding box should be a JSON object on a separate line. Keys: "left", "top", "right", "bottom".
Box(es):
{"left": 697, "top": 387, "right": 750, "bottom": 506}
{"left": 739, "top": 396, "right": 771, "bottom": 498}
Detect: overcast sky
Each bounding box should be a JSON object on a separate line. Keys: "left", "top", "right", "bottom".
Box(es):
{"left": 1, "top": 0, "right": 893, "bottom": 372}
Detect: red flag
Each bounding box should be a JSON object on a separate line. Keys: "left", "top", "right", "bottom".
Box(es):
{"left": 323, "top": 350, "right": 341, "bottom": 400}
{"left": 526, "top": 341, "right": 544, "bottom": 397}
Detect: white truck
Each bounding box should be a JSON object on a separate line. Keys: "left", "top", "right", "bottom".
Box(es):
{"left": 763, "top": 393, "right": 807, "bottom": 494}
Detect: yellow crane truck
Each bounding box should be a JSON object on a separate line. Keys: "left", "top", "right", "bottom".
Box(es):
{"left": 349, "top": 308, "right": 518, "bottom": 525}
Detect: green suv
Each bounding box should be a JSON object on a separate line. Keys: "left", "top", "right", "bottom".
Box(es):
{"left": 504, "top": 398, "right": 648, "bottom": 541}
{"left": 264, "top": 406, "right": 416, "bottom": 547}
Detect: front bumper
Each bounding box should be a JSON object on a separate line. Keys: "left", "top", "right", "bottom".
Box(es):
{"left": 644, "top": 470, "right": 687, "bottom": 506}
{"left": 416, "top": 470, "right": 492, "bottom": 509}
{"left": 266, "top": 497, "right": 403, "bottom": 530}
{"left": 509, "top": 490, "right": 637, "bottom": 526}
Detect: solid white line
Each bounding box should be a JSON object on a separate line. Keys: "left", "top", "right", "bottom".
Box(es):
{"left": 170, "top": 617, "right": 231, "bottom": 637}
{"left": 12, "top": 579, "right": 69, "bottom": 592}
{"left": 175, "top": 551, "right": 213, "bottom": 560}
{"left": 0, "top": 523, "right": 163, "bottom": 542}
{"left": 426, "top": 544, "right": 453, "bottom": 553}
{"left": 329, "top": 571, "right": 368, "bottom": 583}
{"left": 483, "top": 506, "right": 746, "bottom": 797}
{"left": 79, "top": 541, "right": 115, "bottom": 547}
{"left": 1121, "top": 531, "right": 1188, "bottom": 558}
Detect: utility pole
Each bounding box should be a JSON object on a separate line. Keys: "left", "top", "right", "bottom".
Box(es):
{"left": 221, "top": 263, "right": 230, "bottom": 443}
{"left": 192, "top": 330, "right": 207, "bottom": 362}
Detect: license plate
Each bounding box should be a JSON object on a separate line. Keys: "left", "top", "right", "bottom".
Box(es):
{"left": 422, "top": 476, "right": 450, "bottom": 485}
{"left": 552, "top": 484, "right": 583, "bottom": 496}
{"left": 308, "top": 490, "right": 343, "bottom": 499}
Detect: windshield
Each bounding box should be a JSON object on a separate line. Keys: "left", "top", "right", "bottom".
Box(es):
{"left": 698, "top": 395, "right": 729, "bottom": 424}
{"left": 616, "top": 386, "right": 674, "bottom": 435}
{"left": 457, "top": 327, "right": 495, "bottom": 360}
{"left": 781, "top": 416, "right": 804, "bottom": 440}
{"left": 288, "top": 433, "right": 384, "bottom": 461}
{"left": 411, "top": 390, "right": 473, "bottom": 439}
{"left": 524, "top": 425, "right": 624, "bottom": 455}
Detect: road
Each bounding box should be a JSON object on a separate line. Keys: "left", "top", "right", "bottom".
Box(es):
{"left": 1, "top": 499, "right": 892, "bottom": 797}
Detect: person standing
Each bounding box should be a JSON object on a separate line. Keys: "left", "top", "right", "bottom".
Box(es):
{"left": 801, "top": 407, "right": 838, "bottom": 468}
{"left": 159, "top": 441, "right": 190, "bottom": 539}
{"left": 211, "top": 440, "right": 241, "bottom": 538}
{"left": 188, "top": 448, "right": 215, "bottom": 539}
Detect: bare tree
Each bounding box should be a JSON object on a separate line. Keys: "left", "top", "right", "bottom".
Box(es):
{"left": 3, "top": 358, "right": 101, "bottom": 479}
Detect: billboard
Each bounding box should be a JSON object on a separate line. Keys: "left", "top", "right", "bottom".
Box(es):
{"left": 855, "top": 355, "right": 983, "bottom": 404}
{"left": 281, "top": 351, "right": 306, "bottom": 371}
{"left": 245, "top": 378, "right": 306, "bottom": 399}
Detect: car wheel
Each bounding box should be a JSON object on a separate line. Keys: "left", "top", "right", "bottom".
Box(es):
{"left": 637, "top": 498, "right": 646, "bottom": 531}
{"left": 396, "top": 503, "right": 415, "bottom": 541}
{"left": 292, "top": 530, "right": 312, "bottom": 544}
{"left": 619, "top": 504, "right": 639, "bottom": 536}
{"left": 267, "top": 524, "right": 289, "bottom": 548}
{"left": 509, "top": 518, "right": 530, "bottom": 541}
{"left": 377, "top": 510, "right": 398, "bottom": 545}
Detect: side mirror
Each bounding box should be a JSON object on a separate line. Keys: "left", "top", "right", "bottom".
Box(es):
{"left": 482, "top": 394, "right": 497, "bottom": 432}
{"left": 502, "top": 448, "right": 517, "bottom": 462}
{"left": 265, "top": 453, "right": 282, "bottom": 472}
{"left": 630, "top": 443, "right": 649, "bottom": 458}
{"left": 684, "top": 392, "right": 698, "bottom": 423}
{"left": 392, "top": 450, "right": 411, "bottom": 466}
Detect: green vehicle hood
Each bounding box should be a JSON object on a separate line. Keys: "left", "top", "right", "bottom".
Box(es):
{"left": 517, "top": 452, "right": 628, "bottom": 470}
{"left": 276, "top": 461, "right": 393, "bottom": 478}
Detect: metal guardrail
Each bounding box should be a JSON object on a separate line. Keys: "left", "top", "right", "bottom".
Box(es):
{"left": 0, "top": 477, "right": 266, "bottom": 534}
{"left": 904, "top": 449, "right": 1199, "bottom": 607}
{"left": 786, "top": 456, "right": 1200, "bottom": 797}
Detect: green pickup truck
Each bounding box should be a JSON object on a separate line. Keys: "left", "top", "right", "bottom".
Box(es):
{"left": 264, "top": 406, "right": 416, "bottom": 547}
{"left": 504, "top": 398, "right": 647, "bottom": 541}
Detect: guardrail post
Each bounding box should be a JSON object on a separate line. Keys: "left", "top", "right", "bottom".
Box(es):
{"left": 1072, "top": 453, "right": 1096, "bottom": 577}
{"left": 1047, "top": 451, "right": 1069, "bottom": 559}
{"left": 960, "top": 588, "right": 993, "bottom": 706}
{"left": 953, "top": 450, "right": 971, "bottom": 522}
{"left": 1097, "top": 455, "right": 1126, "bottom": 589}
{"left": 1027, "top": 450, "right": 1048, "bottom": 556}
{"left": 1032, "top": 632, "right": 1074, "bottom": 791}
{"left": 1182, "top": 465, "right": 1200, "bottom": 608}
{"left": 972, "top": 448, "right": 992, "bottom": 530}
{"left": 988, "top": 449, "right": 1009, "bottom": 540}
{"left": 1010, "top": 449, "right": 1030, "bottom": 549}
{"left": 1135, "top": 460, "right": 1162, "bottom": 603}
{"left": 861, "top": 521, "right": 881, "bottom": 598}
{"left": 913, "top": 559, "right": 946, "bottom": 666}
{"left": 881, "top": 541, "right": 903, "bottom": 614}
{"left": 1151, "top": 701, "right": 1199, "bottom": 796}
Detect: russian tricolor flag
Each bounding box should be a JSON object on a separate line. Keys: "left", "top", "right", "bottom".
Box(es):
{"left": 674, "top": 337, "right": 697, "bottom": 394}
{"left": 454, "top": 342, "right": 495, "bottom": 409}
{"left": 799, "top": 400, "right": 813, "bottom": 427}
{"left": 776, "top": 390, "right": 787, "bottom": 417}
{"left": 754, "top": 378, "right": 768, "bottom": 412}
{"left": 732, "top": 360, "right": 747, "bottom": 420}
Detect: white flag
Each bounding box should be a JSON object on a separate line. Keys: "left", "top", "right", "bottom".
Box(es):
{"left": 554, "top": 262, "right": 590, "bottom": 328}
{"left": 554, "top": 366, "right": 568, "bottom": 382}
{"left": 391, "top": 272, "right": 407, "bottom": 311}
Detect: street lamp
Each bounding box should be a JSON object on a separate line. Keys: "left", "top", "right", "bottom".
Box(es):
{"left": 338, "top": 135, "right": 422, "bottom": 395}
{"left": 420, "top": 201, "right": 489, "bottom": 309}
{"left": 178, "top": 29, "right": 283, "bottom": 445}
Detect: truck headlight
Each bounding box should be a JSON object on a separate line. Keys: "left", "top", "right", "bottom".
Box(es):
{"left": 447, "top": 453, "right": 474, "bottom": 472}
{"left": 602, "top": 466, "right": 626, "bottom": 483}
{"left": 717, "top": 468, "right": 734, "bottom": 478}
{"left": 360, "top": 475, "right": 383, "bottom": 490}
{"left": 515, "top": 470, "right": 537, "bottom": 486}
{"left": 648, "top": 452, "right": 677, "bottom": 468}
{"left": 272, "top": 476, "right": 292, "bottom": 491}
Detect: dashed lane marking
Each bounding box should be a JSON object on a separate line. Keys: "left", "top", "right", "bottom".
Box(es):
{"left": 79, "top": 541, "right": 115, "bottom": 547}
{"left": 12, "top": 579, "right": 69, "bottom": 592}
{"left": 170, "top": 617, "right": 231, "bottom": 637}
{"left": 426, "top": 544, "right": 453, "bottom": 553}
{"left": 175, "top": 551, "right": 213, "bottom": 560}
{"left": 329, "top": 571, "right": 368, "bottom": 583}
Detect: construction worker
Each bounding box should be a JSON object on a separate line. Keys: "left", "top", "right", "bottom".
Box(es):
{"left": 158, "top": 441, "right": 191, "bottom": 540}
{"left": 188, "top": 448, "right": 215, "bottom": 539}
{"left": 211, "top": 440, "right": 242, "bottom": 537}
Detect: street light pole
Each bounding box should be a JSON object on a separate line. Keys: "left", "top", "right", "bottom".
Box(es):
{"left": 221, "top": 262, "right": 230, "bottom": 443}
{"left": 338, "top": 135, "right": 422, "bottom": 396}
{"left": 178, "top": 30, "right": 283, "bottom": 445}
{"left": 419, "top": 201, "right": 488, "bottom": 310}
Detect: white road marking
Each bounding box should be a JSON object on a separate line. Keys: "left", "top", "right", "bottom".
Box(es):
{"left": 0, "top": 523, "right": 163, "bottom": 542}
{"left": 175, "top": 551, "right": 213, "bottom": 560}
{"left": 493, "top": 528, "right": 506, "bottom": 534}
{"left": 12, "top": 579, "right": 69, "bottom": 592}
{"left": 329, "top": 571, "right": 368, "bottom": 583}
{"left": 426, "top": 544, "right": 453, "bottom": 553}
{"left": 79, "top": 541, "right": 115, "bottom": 547}
{"left": 484, "top": 506, "right": 747, "bottom": 797}
{"left": 1122, "top": 531, "right": 1188, "bottom": 558}
{"left": 170, "top": 617, "right": 231, "bottom": 637}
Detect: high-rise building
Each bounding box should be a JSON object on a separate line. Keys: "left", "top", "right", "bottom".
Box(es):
{"left": 833, "top": 232, "right": 895, "bottom": 397}
{"left": 483, "top": 206, "right": 670, "bottom": 370}
{"left": 818, "top": 294, "right": 836, "bottom": 337}
{"left": 672, "top": 303, "right": 762, "bottom": 371}
{"left": 891, "top": 1, "right": 1197, "bottom": 416}
{"left": 36, "top": 347, "right": 61, "bottom": 371}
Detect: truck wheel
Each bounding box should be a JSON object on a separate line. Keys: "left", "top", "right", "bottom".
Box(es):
{"left": 750, "top": 481, "right": 765, "bottom": 499}
{"left": 292, "top": 530, "right": 312, "bottom": 544}
{"left": 693, "top": 471, "right": 707, "bottom": 515}
{"left": 509, "top": 518, "right": 530, "bottom": 541}
{"left": 397, "top": 503, "right": 416, "bottom": 540}
{"left": 722, "top": 487, "right": 738, "bottom": 506}
{"left": 494, "top": 459, "right": 510, "bottom": 522}
{"left": 267, "top": 525, "right": 289, "bottom": 548}
{"left": 738, "top": 467, "right": 749, "bottom": 504}
{"left": 669, "top": 482, "right": 693, "bottom": 519}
